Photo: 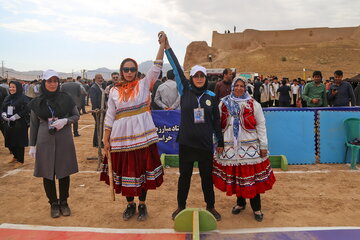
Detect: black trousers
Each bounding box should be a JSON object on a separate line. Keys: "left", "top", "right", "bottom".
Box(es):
{"left": 81, "top": 97, "right": 86, "bottom": 113}
{"left": 126, "top": 189, "right": 147, "bottom": 202}
{"left": 73, "top": 121, "right": 78, "bottom": 134}
{"left": 279, "top": 101, "right": 290, "bottom": 107}
{"left": 177, "top": 144, "right": 215, "bottom": 209}
{"left": 292, "top": 94, "right": 298, "bottom": 107}
{"left": 301, "top": 100, "right": 307, "bottom": 107}
{"left": 43, "top": 176, "right": 70, "bottom": 204}
{"left": 92, "top": 113, "right": 105, "bottom": 147}
{"left": 237, "top": 194, "right": 261, "bottom": 212}
{"left": 8, "top": 146, "right": 24, "bottom": 163}
{"left": 72, "top": 107, "right": 80, "bottom": 134}
{"left": 269, "top": 100, "right": 279, "bottom": 107}
{"left": 92, "top": 114, "right": 99, "bottom": 147}
{"left": 261, "top": 101, "right": 270, "bottom": 108}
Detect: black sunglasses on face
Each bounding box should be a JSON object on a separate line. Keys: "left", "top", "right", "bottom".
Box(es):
{"left": 122, "top": 67, "right": 137, "bottom": 73}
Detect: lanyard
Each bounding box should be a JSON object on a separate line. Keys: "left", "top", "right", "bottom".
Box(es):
{"left": 196, "top": 92, "right": 205, "bottom": 108}
{"left": 46, "top": 102, "right": 55, "bottom": 118}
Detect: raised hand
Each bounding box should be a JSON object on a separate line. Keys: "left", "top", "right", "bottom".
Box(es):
{"left": 158, "top": 31, "right": 166, "bottom": 46}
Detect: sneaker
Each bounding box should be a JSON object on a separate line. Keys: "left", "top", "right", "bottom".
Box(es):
{"left": 171, "top": 207, "right": 185, "bottom": 220}
{"left": 123, "top": 203, "right": 136, "bottom": 221}
{"left": 137, "top": 204, "right": 148, "bottom": 221}
{"left": 14, "top": 162, "right": 23, "bottom": 169}
{"left": 59, "top": 200, "right": 71, "bottom": 216}
{"left": 254, "top": 211, "right": 264, "bottom": 222}
{"left": 231, "top": 205, "right": 246, "bottom": 215}
{"left": 50, "top": 202, "right": 60, "bottom": 218}
{"left": 206, "top": 208, "right": 221, "bottom": 221}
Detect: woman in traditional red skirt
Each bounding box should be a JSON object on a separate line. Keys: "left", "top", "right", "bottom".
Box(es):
{"left": 213, "top": 78, "right": 276, "bottom": 222}
{"left": 100, "top": 32, "right": 166, "bottom": 221}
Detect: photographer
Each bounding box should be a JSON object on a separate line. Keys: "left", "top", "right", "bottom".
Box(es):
{"left": 28, "top": 70, "right": 80, "bottom": 218}
{"left": 327, "top": 70, "right": 355, "bottom": 107}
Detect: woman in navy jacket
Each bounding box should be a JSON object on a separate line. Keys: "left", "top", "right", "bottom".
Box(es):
{"left": 164, "top": 36, "right": 224, "bottom": 221}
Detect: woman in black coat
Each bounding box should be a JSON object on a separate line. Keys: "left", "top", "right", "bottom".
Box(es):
{"left": 1, "top": 81, "right": 30, "bottom": 168}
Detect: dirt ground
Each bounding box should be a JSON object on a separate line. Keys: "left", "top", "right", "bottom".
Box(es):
{"left": 1, "top": 107, "right": 360, "bottom": 230}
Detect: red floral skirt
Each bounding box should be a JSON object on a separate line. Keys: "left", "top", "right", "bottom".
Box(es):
{"left": 212, "top": 158, "right": 276, "bottom": 199}
{"left": 100, "top": 143, "right": 164, "bottom": 197}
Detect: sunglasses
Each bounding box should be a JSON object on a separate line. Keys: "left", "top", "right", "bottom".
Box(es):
{"left": 122, "top": 67, "right": 137, "bottom": 73}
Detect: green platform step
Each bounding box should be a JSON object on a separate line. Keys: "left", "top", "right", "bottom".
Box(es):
{"left": 174, "top": 208, "right": 217, "bottom": 234}
{"left": 269, "top": 155, "right": 288, "bottom": 171}
{"left": 160, "top": 154, "right": 288, "bottom": 171}
{"left": 161, "top": 154, "right": 198, "bottom": 168}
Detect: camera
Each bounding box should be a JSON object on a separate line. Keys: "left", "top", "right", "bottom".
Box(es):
{"left": 48, "top": 117, "right": 58, "bottom": 135}
{"left": 330, "top": 84, "right": 338, "bottom": 91}
{"left": 48, "top": 128, "right": 56, "bottom": 135}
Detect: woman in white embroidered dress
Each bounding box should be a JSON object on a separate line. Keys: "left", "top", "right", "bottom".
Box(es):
{"left": 212, "top": 78, "right": 276, "bottom": 222}
{"left": 100, "top": 32, "right": 166, "bottom": 221}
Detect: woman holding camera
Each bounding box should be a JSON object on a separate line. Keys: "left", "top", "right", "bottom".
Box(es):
{"left": 28, "top": 70, "right": 79, "bottom": 218}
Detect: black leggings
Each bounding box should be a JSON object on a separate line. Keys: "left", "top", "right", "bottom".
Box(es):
{"left": 177, "top": 144, "right": 215, "bottom": 209}
{"left": 126, "top": 189, "right": 147, "bottom": 202}
{"left": 237, "top": 194, "right": 261, "bottom": 212}
{"left": 43, "top": 176, "right": 70, "bottom": 204}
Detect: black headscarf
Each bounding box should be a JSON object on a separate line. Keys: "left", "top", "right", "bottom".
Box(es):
{"left": 28, "top": 79, "right": 75, "bottom": 120}
{"left": 189, "top": 76, "right": 209, "bottom": 96}
{"left": 3, "top": 81, "right": 24, "bottom": 107}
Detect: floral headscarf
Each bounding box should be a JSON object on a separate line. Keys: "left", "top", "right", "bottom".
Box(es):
{"left": 221, "top": 78, "right": 251, "bottom": 146}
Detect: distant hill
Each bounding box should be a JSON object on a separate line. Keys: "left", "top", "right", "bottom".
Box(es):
{"left": 2, "top": 61, "right": 173, "bottom": 81}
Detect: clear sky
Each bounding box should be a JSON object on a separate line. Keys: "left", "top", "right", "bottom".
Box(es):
{"left": 0, "top": 0, "right": 359, "bottom": 73}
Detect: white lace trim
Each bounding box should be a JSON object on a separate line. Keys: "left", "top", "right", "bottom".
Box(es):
{"left": 214, "top": 156, "right": 268, "bottom": 166}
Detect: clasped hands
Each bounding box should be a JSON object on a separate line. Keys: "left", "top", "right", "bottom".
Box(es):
{"left": 50, "top": 118, "right": 68, "bottom": 130}
{"left": 1, "top": 113, "right": 20, "bottom": 121}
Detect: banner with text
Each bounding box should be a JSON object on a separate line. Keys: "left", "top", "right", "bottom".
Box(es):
{"left": 151, "top": 110, "right": 181, "bottom": 155}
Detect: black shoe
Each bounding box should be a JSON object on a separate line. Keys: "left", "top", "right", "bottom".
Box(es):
{"left": 137, "top": 204, "right": 148, "bottom": 221}
{"left": 171, "top": 207, "right": 185, "bottom": 220}
{"left": 123, "top": 203, "right": 136, "bottom": 221}
{"left": 50, "top": 202, "right": 60, "bottom": 218}
{"left": 206, "top": 208, "right": 221, "bottom": 221}
{"left": 59, "top": 200, "right": 71, "bottom": 216}
{"left": 231, "top": 205, "right": 246, "bottom": 215}
{"left": 74, "top": 132, "right": 81, "bottom": 137}
{"left": 254, "top": 212, "right": 264, "bottom": 222}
